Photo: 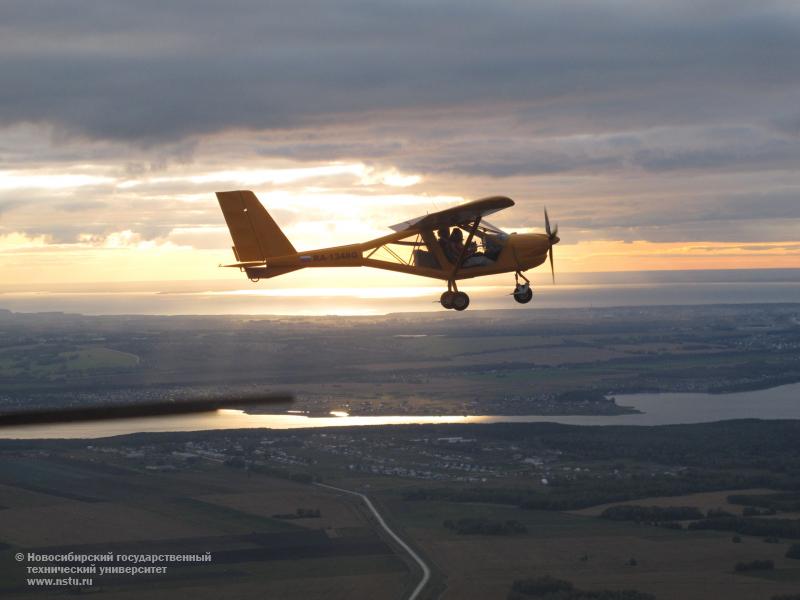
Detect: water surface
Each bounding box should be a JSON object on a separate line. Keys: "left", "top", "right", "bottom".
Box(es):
{"left": 1, "top": 382, "right": 798, "bottom": 439}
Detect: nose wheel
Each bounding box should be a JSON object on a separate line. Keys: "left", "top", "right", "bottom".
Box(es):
{"left": 440, "top": 290, "right": 470, "bottom": 311}
{"left": 513, "top": 284, "right": 533, "bottom": 304}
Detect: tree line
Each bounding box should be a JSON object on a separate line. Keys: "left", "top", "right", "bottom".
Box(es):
{"left": 444, "top": 517, "right": 527, "bottom": 536}
{"left": 508, "top": 575, "right": 654, "bottom": 600}
{"left": 600, "top": 505, "right": 704, "bottom": 522}
{"left": 688, "top": 516, "right": 800, "bottom": 539}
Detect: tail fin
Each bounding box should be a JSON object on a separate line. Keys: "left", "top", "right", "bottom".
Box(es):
{"left": 216, "top": 190, "right": 296, "bottom": 261}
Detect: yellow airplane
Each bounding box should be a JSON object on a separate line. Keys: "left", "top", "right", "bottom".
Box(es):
{"left": 217, "top": 190, "right": 559, "bottom": 310}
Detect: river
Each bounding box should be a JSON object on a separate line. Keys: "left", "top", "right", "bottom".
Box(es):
{"left": 0, "top": 382, "right": 798, "bottom": 439}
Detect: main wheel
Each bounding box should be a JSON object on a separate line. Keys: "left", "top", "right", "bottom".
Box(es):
{"left": 513, "top": 287, "right": 533, "bottom": 304}
{"left": 440, "top": 291, "right": 456, "bottom": 309}
{"left": 452, "top": 291, "right": 470, "bottom": 311}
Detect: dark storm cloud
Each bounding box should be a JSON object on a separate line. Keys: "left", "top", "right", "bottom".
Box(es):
{"left": 1, "top": 0, "right": 799, "bottom": 145}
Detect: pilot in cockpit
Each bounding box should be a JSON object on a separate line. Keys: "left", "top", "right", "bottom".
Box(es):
{"left": 451, "top": 228, "right": 496, "bottom": 267}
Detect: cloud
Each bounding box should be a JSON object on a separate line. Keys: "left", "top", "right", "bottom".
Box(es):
{"left": 0, "top": 232, "right": 48, "bottom": 251}
{"left": 1, "top": 1, "right": 799, "bottom": 144}
{"left": 55, "top": 200, "right": 108, "bottom": 213}
{"left": 0, "top": 0, "right": 798, "bottom": 279}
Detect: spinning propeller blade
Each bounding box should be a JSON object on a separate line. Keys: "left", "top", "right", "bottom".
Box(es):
{"left": 544, "top": 207, "right": 558, "bottom": 284}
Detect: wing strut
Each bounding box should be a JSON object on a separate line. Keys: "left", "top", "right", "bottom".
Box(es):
{"left": 448, "top": 217, "right": 481, "bottom": 289}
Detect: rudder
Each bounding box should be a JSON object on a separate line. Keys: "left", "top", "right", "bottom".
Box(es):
{"left": 216, "top": 190, "right": 296, "bottom": 261}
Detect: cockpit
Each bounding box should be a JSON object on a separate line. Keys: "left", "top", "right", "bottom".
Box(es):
{"left": 414, "top": 221, "right": 509, "bottom": 269}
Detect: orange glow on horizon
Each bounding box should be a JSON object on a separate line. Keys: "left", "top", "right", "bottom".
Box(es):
{"left": 1, "top": 237, "right": 798, "bottom": 289}
{"left": 554, "top": 240, "right": 800, "bottom": 272}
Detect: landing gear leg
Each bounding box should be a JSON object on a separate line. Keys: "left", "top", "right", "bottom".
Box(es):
{"left": 513, "top": 272, "right": 533, "bottom": 304}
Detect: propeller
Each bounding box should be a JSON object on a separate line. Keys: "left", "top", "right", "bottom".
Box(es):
{"left": 544, "top": 207, "right": 559, "bottom": 284}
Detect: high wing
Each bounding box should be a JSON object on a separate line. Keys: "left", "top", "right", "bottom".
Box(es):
{"left": 388, "top": 196, "right": 514, "bottom": 232}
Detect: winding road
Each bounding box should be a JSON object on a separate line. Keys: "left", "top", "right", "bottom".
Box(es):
{"left": 315, "top": 482, "right": 431, "bottom": 600}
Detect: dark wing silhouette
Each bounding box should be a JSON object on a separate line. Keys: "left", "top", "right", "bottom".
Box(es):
{"left": 0, "top": 394, "right": 292, "bottom": 427}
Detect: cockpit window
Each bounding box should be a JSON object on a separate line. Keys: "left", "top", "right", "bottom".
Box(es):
{"left": 480, "top": 220, "right": 508, "bottom": 238}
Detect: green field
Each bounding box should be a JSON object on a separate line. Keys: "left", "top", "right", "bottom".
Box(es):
{"left": 0, "top": 345, "right": 139, "bottom": 380}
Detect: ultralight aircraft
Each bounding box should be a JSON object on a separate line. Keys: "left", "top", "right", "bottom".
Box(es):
{"left": 217, "top": 191, "right": 560, "bottom": 311}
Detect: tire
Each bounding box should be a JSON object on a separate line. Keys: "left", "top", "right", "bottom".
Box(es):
{"left": 440, "top": 291, "right": 456, "bottom": 309}
{"left": 452, "top": 292, "right": 470, "bottom": 311}
{"left": 513, "top": 288, "right": 533, "bottom": 304}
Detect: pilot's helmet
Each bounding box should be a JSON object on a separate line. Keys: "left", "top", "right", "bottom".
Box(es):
{"left": 451, "top": 228, "right": 463, "bottom": 242}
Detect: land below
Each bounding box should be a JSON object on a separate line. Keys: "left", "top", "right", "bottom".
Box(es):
{"left": 2, "top": 420, "right": 800, "bottom": 599}
{"left": 0, "top": 303, "right": 798, "bottom": 417}
{"left": 1, "top": 302, "right": 799, "bottom": 598}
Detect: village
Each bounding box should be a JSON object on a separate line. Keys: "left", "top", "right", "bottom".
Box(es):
{"left": 74, "top": 427, "right": 688, "bottom": 489}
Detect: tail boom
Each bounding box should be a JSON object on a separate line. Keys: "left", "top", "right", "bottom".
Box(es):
{"left": 244, "top": 266, "right": 302, "bottom": 280}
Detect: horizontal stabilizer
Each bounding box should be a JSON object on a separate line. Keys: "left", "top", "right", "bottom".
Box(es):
{"left": 221, "top": 260, "right": 267, "bottom": 268}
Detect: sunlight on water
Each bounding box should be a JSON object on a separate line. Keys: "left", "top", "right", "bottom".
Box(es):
{"left": 0, "top": 409, "right": 483, "bottom": 439}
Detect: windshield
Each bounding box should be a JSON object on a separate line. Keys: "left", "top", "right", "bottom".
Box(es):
{"left": 480, "top": 220, "right": 509, "bottom": 237}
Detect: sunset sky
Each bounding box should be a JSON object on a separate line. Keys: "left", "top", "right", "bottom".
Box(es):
{"left": 2, "top": 1, "right": 799, "bottom": 295}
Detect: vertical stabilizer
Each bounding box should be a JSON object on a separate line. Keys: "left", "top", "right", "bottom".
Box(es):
{"left": 216, "top": 190, "right": 296, "bottom": 261}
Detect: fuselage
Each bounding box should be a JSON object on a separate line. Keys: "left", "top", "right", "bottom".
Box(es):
{"left": 261, "top": 230, "right": 555, "bottom": 281}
